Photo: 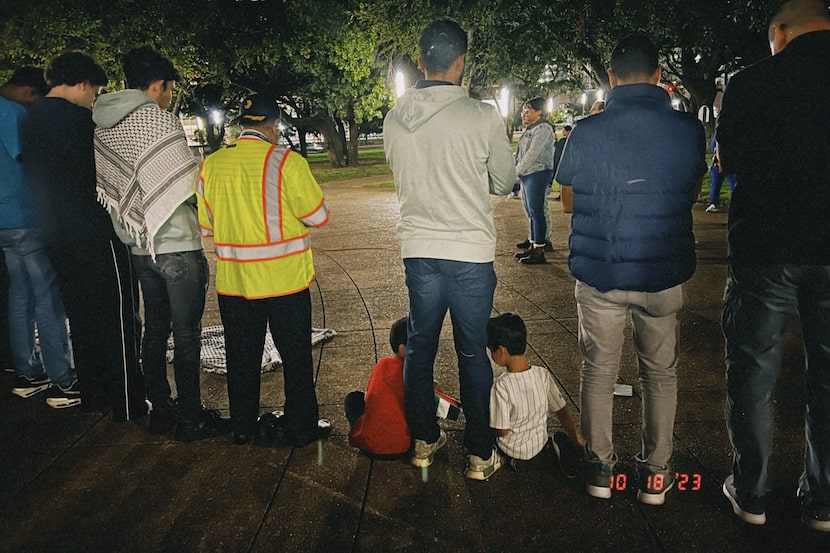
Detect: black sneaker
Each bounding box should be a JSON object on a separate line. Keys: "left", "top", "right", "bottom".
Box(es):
{"left": 514, "top": 247, "right": 533, "bottom": 259}
{"left": 722, "top": 474, "right": 766, "bottom": 525}
{"left": 551, "top": 431, "right": 583, "bottom": 478}
{"left": 543, "top": 241, "right": 554, "bottom": 253}
{"left": 12, "top": 374, "right": 52, "bottom": 398}
{"left": 254, "top": 409, "right": 288, "bottom": 447}
{"left": 636, "top": 466, "right": 675, "bottom": 506}
{"left": 519, "top": 247, "right": 548, "bottom": 265}
{"left": 46, "top": 380, "right": 81, "bottom": 408}
{"left": 173, "top": 407, "right": 230, "bottom": 443}
{"left": 147, "top": 398, "right": 177, "bottom": 435}
{"left": 801, "top": 495, "right": 830, "bottom": 532}
{"left": 516, "top": 239, "right": 531, "bottom": 249}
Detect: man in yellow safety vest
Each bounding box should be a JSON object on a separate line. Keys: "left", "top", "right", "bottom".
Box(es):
{"left": 197, "top": 93, "right": 331, "bottom": 447}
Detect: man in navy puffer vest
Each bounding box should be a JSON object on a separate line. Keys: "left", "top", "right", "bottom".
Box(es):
{"left": 555, "top": 32, "right": 706, "bottom": 505}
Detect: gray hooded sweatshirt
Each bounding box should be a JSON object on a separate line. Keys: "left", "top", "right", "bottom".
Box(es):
{"left": 383, "top": 84, "right": 515, "bottom": 263}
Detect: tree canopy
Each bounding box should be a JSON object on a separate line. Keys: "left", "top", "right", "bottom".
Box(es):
{"left": 0, "top": 0, "right": 784, "bottom": 162}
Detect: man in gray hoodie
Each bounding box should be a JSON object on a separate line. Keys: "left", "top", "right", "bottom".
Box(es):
{"left": 384, "top": 19, "right": 516, "bottom": 480}
{"left": 93, "top": 46, "right": 226, "bottom": 442}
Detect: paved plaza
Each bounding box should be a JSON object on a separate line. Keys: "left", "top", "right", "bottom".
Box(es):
{"left": 1, "top": 176, "right": 828, "bottom": 552}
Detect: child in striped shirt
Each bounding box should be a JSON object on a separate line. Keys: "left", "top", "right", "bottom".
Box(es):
{"left": 487, "top": 313, "right": 585, "bottom": 475}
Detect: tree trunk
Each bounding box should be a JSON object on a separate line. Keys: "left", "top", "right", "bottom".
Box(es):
{"left": 346, "top": 100, "right": 359, "bottom": 166}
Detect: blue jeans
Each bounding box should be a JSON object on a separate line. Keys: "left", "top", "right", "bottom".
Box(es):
{"left": 709, "top": 163, "right": 737, "bottom": 205}
{"left": 575, "top": 281, "right": 683, "bottom": 473}
{"left": 0, "top": 228, "right": 73, "bottom": 386}
{"left": 403, "top": 258, "right": 496, "bottom": 459}
{"left": 724, "top": 263, "right": 830, "bottom": 507}
{"left": 133, "top": 251, "right": 208, "bottom": 420}
{"left": 520, "top": 170, "right": 554, "bottom": 245}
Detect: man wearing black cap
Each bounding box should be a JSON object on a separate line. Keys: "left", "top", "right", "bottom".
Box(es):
{"left": 93, "top": 46, "right": 227, "bottom": 441}
{"left": 197, "top": 94, "right": 331, "bottom": 447}
{"left": 383, "top": 19, "right": 516, "bottom": 480}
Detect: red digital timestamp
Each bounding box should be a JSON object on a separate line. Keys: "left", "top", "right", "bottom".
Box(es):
{"left": 609, "top": 473, "right": 703, "bottom": 491}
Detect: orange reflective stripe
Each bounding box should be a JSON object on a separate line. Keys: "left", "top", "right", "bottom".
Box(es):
{"left": 214, "top": 234, "right": 310, "bottom": 262}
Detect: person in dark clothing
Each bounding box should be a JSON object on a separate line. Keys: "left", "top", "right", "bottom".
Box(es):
{"left": 717, "top": 0, "right": 830, "bottom": 531}
{"left": 20, "top": 51, "right": 146, "bottom": 421}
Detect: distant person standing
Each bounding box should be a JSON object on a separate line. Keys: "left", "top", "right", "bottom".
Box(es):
{"left": 93, "top": 46, "right": 225, "bottom": 441}
{"left": 556, "top": 33, "right": 705, "bottom": 504}
{"left": 21, "top": 52, "right": 146, "bottom": 420}
{"left": 513, "top": 97, "right": 555, "bottom": 265}
{"left": 705, "top": 134, "right": 736, "bottom": 213}
{"left": 0, "top": 67, "right": 76, "bottom": 406}
{"left": 717, "top": 0, "right": 830, "bottom": 531}
{"left": 198, "top": 94, "right": 331, "bottom": 447}
{"left": 383, "top": 19, "right": 516, "bottom": 480}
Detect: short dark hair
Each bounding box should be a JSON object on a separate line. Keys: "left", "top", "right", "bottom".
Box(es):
{"left": 419, "top": 19, "right": 467, "bottom": 73}
{"left": 524, "top": 97, "right": 545, "bottom": 113}
{"left": 487, "top": 313, "right": 527, "bottom": 356}
{"left": 44, "top": 51, "right": 107, "bottom": 88}
{"left": 563, "top": 125, "right": 573, "bottom": 132}
{"left": 122, "top": 46, "right": 179, "bottom": 90}
{"left": 6, "top": 66, "right": 47, "bottom": 96}
{"left": 610, "top": 33, "right": 659, "bottom": 80}
{"left": 389, "top": 316, "right": 408, "bottom": 353}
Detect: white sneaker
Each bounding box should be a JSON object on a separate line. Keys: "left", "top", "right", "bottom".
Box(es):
{"left": 465, "top": 449, "right": 503, "bottom": 480}
{"left": 410, "top": 430, "right": 447, "bottom": 468}
{"left": 705, "top": 203, "right": 719, "bottom": 213}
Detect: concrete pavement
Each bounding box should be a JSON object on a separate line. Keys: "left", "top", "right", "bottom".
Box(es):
{"left": 1, "top": 176, "right": 828, "bottom": 552}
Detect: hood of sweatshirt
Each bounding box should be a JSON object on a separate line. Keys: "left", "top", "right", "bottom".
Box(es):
{"left": 393, "top": 84, "right": 467, "bottom": 133}
{"left": 92, "top": 89, "right": 156, "bottom": 128}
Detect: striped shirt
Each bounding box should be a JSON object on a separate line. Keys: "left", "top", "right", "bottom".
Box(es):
{"left": 490, "top": 365, "right": 566, "bottom": 460}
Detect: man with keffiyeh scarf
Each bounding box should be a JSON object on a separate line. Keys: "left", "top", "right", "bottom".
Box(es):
{"left": 93, "top": 46, "right": 228, "bottom": 442}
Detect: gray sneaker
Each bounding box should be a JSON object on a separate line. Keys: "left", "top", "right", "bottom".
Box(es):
{"left": 583, "top": 460, "right": 613, "bottom": 499}
{"left": 410, "top": 430, "right": 447, "bottom": 468}
{"left": 465, "top": 449, "right": 503, "bottom": 480}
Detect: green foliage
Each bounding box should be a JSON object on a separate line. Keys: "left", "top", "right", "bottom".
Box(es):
{"left": 0, "top": 0, "right": 784, "bottom": 165}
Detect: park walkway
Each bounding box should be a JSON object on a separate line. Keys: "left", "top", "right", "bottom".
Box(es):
{"left": 1, "top": 176, "right": 827, "bottom": 552}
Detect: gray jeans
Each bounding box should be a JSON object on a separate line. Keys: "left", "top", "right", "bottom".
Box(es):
{"left": 575, "top": 281, "right": 684, "bottom": 472}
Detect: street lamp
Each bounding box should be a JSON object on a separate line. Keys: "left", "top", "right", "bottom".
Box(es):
{"left": 499, "top": 87, "right": 510, "bottom": 118}
{"left": 395, "top": 70, "right": 406, "bottom": 98}
{"left": 580, "top": 93, "right": 587, "bottom": 116}
{"left": 210, "top": 109, "right": 223, "bottom": 127}
{"left": 596, "top": 88, "right": 604, "bottom": 102}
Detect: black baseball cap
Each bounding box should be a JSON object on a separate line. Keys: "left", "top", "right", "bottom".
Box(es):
{"left": 233, "top": 93, "right": 281, "bottom": 125}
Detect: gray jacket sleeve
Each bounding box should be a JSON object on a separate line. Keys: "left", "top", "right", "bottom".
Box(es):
{"left": 487, "top": 112, "right": 517, "bottom": 196}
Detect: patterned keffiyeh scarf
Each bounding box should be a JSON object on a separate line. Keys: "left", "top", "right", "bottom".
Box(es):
{"left": 94, "top": 104, "right": 198, "bottom": 259}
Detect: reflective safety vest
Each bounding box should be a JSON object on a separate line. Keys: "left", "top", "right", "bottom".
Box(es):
{"left": 197, "top": 134, "right": 329, "bottom": 299}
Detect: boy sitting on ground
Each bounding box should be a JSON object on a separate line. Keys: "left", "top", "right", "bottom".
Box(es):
{"left": 487, "top": 313, "right": 586, "bottom": 475}
{"left": 345, "top": 317, "right": 412, "bottom": 456}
